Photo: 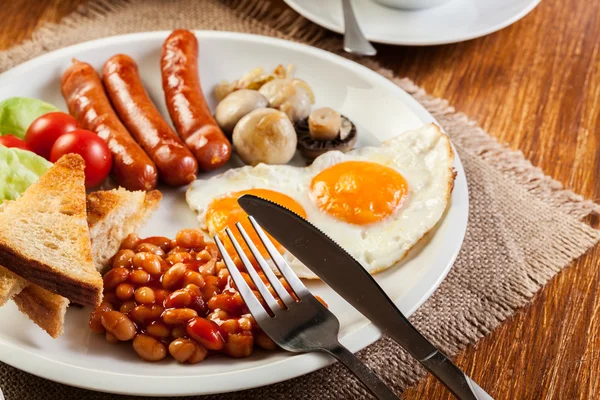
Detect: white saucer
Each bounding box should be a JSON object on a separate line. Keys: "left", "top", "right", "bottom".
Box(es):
{"left": 283, "top": 0, "right": 541, "bottom": 46}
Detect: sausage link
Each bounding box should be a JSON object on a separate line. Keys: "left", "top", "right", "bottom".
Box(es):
{"left": 161, "top": 30, "right": 232, "bottom": 171}
{"left": 61, "top": 60, "right": 158, "bottom": 191}
{"left": 102, "top": 54, "right": 198, "bottom": 186}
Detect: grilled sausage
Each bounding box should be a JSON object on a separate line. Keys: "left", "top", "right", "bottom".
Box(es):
{"left": 161, "top": 30, "right": 232, "bottom": 171}
{"left": 102, "top": 54, "right": 198, "bottom": 186}
{"left": 61, "top": 60, "right": 158, "bottom": 191}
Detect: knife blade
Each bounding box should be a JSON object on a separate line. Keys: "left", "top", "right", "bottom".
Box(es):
{"left": 238, "top": 194, "right": 493, "bottom": 400}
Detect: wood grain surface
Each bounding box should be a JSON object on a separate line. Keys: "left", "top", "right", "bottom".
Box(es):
{"left": 1, "top": 0, "right": 599, "bottom": 399}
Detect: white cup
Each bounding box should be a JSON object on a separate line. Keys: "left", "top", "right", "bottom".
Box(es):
{"left": 373, "top": 0, "right": 451, "bottom": 10}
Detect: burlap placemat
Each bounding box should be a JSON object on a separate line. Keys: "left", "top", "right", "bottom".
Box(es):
{"left": 0, "top": 1, "right": 598, "bottom": 399}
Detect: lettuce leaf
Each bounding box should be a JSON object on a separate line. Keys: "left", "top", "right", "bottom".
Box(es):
{"left": 0, "top": 97, "right": 59, "bottom": 139}
{"left": 0, "top": 145, "right": 52, "bottom": 204}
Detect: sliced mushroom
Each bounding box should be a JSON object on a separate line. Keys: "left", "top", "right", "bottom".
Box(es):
{"left": 233, "top": 108, "right": 297, "bottom": 165}
{"left": 215, "top": 89, "right": 269, "bottom": 135}
{"left": 295, "top": 113, "right": 357, "bottom": 160}
{"left": 258, "top": 78, "right": 314, "bottom": 122}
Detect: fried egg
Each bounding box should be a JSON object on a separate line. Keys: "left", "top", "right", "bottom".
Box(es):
{"left": 186, "top": 124, "right": 455, "bottom": 279}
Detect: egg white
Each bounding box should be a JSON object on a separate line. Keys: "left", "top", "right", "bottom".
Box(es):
{"left": 186, "top": 123, "right": 455, "bottom": 279}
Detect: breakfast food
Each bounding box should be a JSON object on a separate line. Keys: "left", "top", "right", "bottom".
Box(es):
{"left": 87, "top": 188, "right": 162, "bottom": 273}
{"left": 233, "top": 108, "right": 297, "bottom": 166}
{"left": 0, "top": 154, "right": 103, "bottom": 305}
{"left": 90, "top": 229, "right": 283, "bottom": 362}
{"left": 102, "top": 54, "right": 198, "bottom": 186}
{"left": 61, "top": 59, "right": 159, "bottom": 191}
{"left": 214, "top": 89, "right": 269, "bottom": 135}
{"left": 214, "top": 64, "right": 293, "bottom": 101}
{"left": 0, "top": 187, "right": 161, "bottom": 337}
{"left": 161, "top": 29, "right": 232, "bottom": 171}
{"left": 187, "top": 124, "right": 454, "bottom": 278}
{"left": 258, "top": 78, "right": 314, "bottom": 122}
{"left": 295, "top": 109, "right": 357, "bottom": 160}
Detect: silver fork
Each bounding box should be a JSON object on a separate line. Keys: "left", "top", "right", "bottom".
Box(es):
{"left": 214, "top": 218, "right": 398, "bottom": 400}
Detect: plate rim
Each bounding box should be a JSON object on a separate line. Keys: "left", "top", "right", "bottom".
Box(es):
{"left": 282, "top": 0, "right": 541, "bottom": 46}
{"left": 0, "top": 30, "right": 468, "bottom": 396}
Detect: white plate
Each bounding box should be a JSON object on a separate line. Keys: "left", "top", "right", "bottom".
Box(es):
{"left": 0, "top": 31, "right": 468, "bottom": 396}
{"left": 284, "top": 0, "right": 540, "bottom": 45}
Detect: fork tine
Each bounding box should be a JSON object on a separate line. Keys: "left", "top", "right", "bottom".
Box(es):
{"left": 213, "top": 235, "right": 269, "bottom": 321}
{"left": 249, "top": 216, "right": 309, "bottom": 298}
{"left": 234, "top": 222, "right": 296, "bottom": 307}
{"left": 224, "top": 227, "right": 282, "bottom": 312}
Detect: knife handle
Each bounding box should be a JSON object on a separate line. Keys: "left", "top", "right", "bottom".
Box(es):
{"left": 420, "top": 351, "right": 493, "bottom": 400}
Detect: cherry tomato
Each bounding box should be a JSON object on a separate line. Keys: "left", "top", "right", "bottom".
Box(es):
{"left": 0, "top": 135, "right": 32, "bottom": 151}
{"left": 50, "top": 129, "right": 112, "bottom": 188}
{"left": 25, "top": 112, "right": 78, "bottom": 159}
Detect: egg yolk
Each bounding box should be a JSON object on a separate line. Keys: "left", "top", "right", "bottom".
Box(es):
{"left": 310, "top": 161, "right": 408, "bottom": 225}
{"left": 205, "top": 189, "right": 307, "bottom": 260}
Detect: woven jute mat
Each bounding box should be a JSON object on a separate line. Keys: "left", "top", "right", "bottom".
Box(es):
{"left": 0, "top": 1, "right": 598, "bottom": 399}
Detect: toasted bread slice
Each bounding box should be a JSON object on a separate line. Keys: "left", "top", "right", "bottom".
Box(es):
{"left": 3, "top": 188, "right": 161, "bottom": 337}
{"left": 13, "top": 285, "right": 69, "bottom": 338}
{"left": 87, "top": 188, "right": 161, "bottom": 273}
{"left": 0, "top": 267, "right": 28, "bottom": 306}
{"left": 0, "top": 154, "right": 102, "bottom": 306}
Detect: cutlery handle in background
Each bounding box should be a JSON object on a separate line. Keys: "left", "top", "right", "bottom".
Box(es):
{"left": 341, "top": 0, "right": 377, "bottom": 56}
{"left": 420, "top": 351, "right": 494, "bottom": 400}
{"left": 325, "top": 343, "right": 399, "bottom": 400}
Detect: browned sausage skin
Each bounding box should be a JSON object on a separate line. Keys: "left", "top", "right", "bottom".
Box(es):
{"left": 102, "top": 54, "right": 198, "bottom": 186}
{"left": 161, "top": 30, "right": 232, "bottom": 171}
{"left": 61, "top": 60, "right": 158, "bottom": 191}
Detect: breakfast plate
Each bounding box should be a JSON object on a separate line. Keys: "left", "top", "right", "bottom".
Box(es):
{"left": 0, "top": 31, "right": 468, "bottom": 396}
{"left": 283, "top": 0, "right": 541, "bottom": 46}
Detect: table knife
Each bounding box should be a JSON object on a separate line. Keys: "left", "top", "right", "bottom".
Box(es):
{"left": 238, "top": 195, "right": 493, "bottom": 400}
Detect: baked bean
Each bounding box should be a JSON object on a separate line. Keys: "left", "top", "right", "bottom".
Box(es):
{"left": 220, "top": 319, "right": 240, "bottom": 334}
{"left": 189, "top": 293, "right": 207, "bottom": 316}
{"left": 238, "top": 316, "right": 252, "bottom": 331}
{"left": 208, "top": 292, "right": 245, "bottom": 314}
{"left": 164, "top": 289, "right": 192, "bottom": 309}
{"left": 133, "top": 334, "right": 167, "bottom": 361}
{"left": 182, "top": 270, "right": 205, "bottom": 288}
{"left": 208, "top": 309, "right": 229, "bottom": 322}
{"left": 133, "top": 252, "right": 163, "bottom": 275}
{"left": 165, "top": 251, "right": 192, "bottom": 264}
{"left": 115, "top": 283, "right": 135, "bottom": 301}
{"left": 129, "top": 269, "right": 150, "bottom": 285}
{"left": 203, "top": 285, "right": 220, "bottom": 301}
{"left": 154, "top": 289, "right": 170, "bottom": 305}
{"left": 135, "top": 242, "right": 165, "bottom": 257}
{"left": 224, "top": 333, "right": 254, "bottom": 358}
{"left": 169, "top": 338, "right": 207, "bottom": 364}
{"left": 196, "top": 249, "right": 212, "bottom": 262}
{"left": 103, "top": 292, "right": 119, "bottom": 307}
{"left": 204, "top": 275, "right": 219, "bottom": 287}
{"left": 120, "top": 233, "right": 141, "bottom": 250}
{"left": 255, "top": 331, "right": 277, "bottom": 350}
{"left": 106, "top": 332, "right": 120, "bottom": 344}
{"left": 130, "top": 304, "right": 164, "bottom": 325}
{"left": 215, "top": 260, "right": 226, "bottom": 271}
{"left": 198, "top": 259, "right": 216, "bottom": 276}
{"left": 162, "top": 308, "right": 198, "bottom": 325}
{"left": 135, "top": 286, "right": 156, "bottom": 304}
{"left": 172, "top": 326, "right": 186, "bottom": 339}
{"left": 162, "top": 263, "right": 186, "bottom": 289}
{"left": 142, "top": 236, "right": 173, "bottom": 252}
{"left": 146, "top": 321, "right": 171, "bottom": 339}
{"left": 120, "top": 301, "right": 136, "bottom": 314}
{"left": 89, "top": 301, "right": 113, "bottom": 333}
{"left": 103, "top": 268, "right": 130, "bottom": 290}
{"left": 176, "top": 229, "right": 205, "bottom": 249}
{"left": 101, "top": 311, "right": 136, "bottom": 341}
{"left": 217, "top": 268, "right": 230, "bottom": 286}
{"left": 187, "top": 317, "right": 225, "bottom": 351}
{"left": 240, "top": 272, "right": 256, "bottom": 289}
{"left": 205, "top": 242, "right": 220, "bottom": 258}
{"left": 112, "top": 249, "right": 136, "bottom": 269}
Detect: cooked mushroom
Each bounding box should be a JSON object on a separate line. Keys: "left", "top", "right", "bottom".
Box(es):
{"left": 258, "top": 78, "right": 314, "bottom": 122}
{"left": 295, "top": 111, "right": 357, "bottom": 160}
{"left": 215, "top": 89, "right": 269, "bottom": 135}
{"left": 233, "top": 108, "right": 297, "bottom": 165}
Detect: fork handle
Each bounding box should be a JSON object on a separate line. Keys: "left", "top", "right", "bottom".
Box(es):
{"left": 325, "top": 343, "right": 399, "bottom": 400}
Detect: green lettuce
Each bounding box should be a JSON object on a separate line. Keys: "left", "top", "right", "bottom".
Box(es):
{"left": 0, "top": 145, "right": 52, "bottom": 204}
{"left": 0, "top": 97, "right": 59, "bottom": 139}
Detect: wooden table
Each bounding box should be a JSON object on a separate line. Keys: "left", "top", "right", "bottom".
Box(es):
{"left": 1, "top": 0, "right": 599, "bottom": 398}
